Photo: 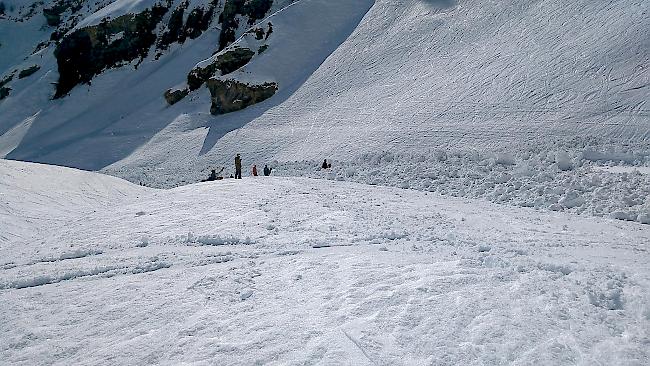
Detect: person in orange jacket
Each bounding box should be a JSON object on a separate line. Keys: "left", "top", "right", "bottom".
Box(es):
{"left": 252, "top": 164, "right": 258, "bottom": 176}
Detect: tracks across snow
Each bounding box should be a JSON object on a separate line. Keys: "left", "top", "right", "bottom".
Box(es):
{"left": 1, "top": 161, "right": 649, "bottom": 364}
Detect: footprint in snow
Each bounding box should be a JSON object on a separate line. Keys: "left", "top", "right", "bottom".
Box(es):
{"left": 240, "top": 289, "right": 254, "bottom": 300}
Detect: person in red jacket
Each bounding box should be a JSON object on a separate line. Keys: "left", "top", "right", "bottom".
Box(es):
{"left": 252, "top": 165, "right": 258, "bottom": 176}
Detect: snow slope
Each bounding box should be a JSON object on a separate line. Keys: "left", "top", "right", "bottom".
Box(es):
{"left": 0, "top": 0, "right": 375, "bottom": 169}
{"left": 1, "top": 0, "right": 647, "bottom": 175}
{"left": 106, "top": 0, "right": 650, "bottom": 176}
{"left": 211, "top": 0, "right": 649, "bottom": 161}
{"left": 2, "top": 160, "right": 649, "bottom": 364}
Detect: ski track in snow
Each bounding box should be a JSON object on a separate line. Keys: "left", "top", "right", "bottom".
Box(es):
{"left": 1, "top": 160, "right": 649, "bottom": 365}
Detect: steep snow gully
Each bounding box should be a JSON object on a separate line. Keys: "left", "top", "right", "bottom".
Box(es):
{"left": 1, "top": 159, "right": 649, "bottom": 364}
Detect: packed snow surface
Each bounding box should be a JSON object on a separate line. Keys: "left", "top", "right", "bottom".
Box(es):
{"left": 1, "top": 159, "right": 649, "bottom": 364}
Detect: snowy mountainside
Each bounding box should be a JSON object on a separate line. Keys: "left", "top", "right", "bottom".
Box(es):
{"left": 0, "top": 0, "right": 647, "bottom": 175}
{"left": 0, "top": 0, "right": 373, "bottom": 169}
{"left": 1, "top": 159, "right": 649, "bottom": 364}
{"left": 211, "top": 0, "right": 649, "bottom": 161}
{"left": 104, "top": 0, "right": 650, "bottom": 193}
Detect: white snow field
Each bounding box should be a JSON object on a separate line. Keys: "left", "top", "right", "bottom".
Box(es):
{"left": 2, "top": 159, "right": 649, "bottom": 365}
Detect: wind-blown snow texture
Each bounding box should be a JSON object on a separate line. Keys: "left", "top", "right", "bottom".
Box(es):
{"left": 1, "top": 159, "right": 649, "bottom": 364}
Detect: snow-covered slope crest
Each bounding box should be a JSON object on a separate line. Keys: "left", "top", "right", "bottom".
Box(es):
{"left": 0, "top": 158, "right": 148, "bottom": 245}
{"left": 1, "top": 159, "right": 649, "bottom": 364}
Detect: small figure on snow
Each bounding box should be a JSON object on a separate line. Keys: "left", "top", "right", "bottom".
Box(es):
{"left": 234, "top": 154, "right": 242, "bottom": 179}
{"left": 265, "top": 22, "right": 273, "bottom": 40}
{"left": 252, "top": 164, "right": 258, "bottom": 177}
{"left": 322, "top": 159, "right": 331, "bottom": 169}
{"left": 263, "top": 164, "right": 272, "bottom": 176}
{"left": 202, "top": 167, "right": 224, "bottom": 182}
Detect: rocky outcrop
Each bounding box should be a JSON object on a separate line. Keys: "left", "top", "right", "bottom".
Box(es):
{"left": 164, "top": 88, "right": 189, "bottom": 105}
{"left": 157, "top": 3, "right": 186, "bottom": 49}
{"left": 206, "top": 79, "right": 277, "bottom": 115}
{"left": 0, "top": 86, "right": 10, "bottom": 100}
{"left": 53, "top": 5, "right": 168, "bottom": 98}
{"left": 184, "top": 6, "right": 214, "bottom": 40}
{"left": 157, "top": 1, "right": 216, "bottom": 51}
{"left": 18, "top": 65, "right": 40, "bottom": 79}
{"left": 43, "top": 0, "right": 84, "bottom": 27}
{"left": 0, "top": 73, "right": 13, "bottom": 87}
{"left": 187, "top": 47, "right": 255, "bottom": 91}
{"left": 218, "top": 0, "right": 273, "bottom": 50}
{"left": 166, "top": 47, "right": 256, "bottom": 105}
{"left": 0, "top": 71, "right": 13, "bottom": 99}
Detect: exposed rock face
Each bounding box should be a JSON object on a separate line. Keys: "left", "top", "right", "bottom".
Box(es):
{"left": 184, "top": 6, "right": 214, "bottom": 40}
{"left": 164, "top": 88, "right": 189, "bottom": 105}
{"left": 187, "top": 47, "right": 255, "bottom": 91}
{"left": 0, "top": 86, "right": 10, "bottom": 100}
{"left": 53, "top": 5, "right": 168, "bottom": 98}
{"left": 43, "top": 0, "right": 84, "bottom": 26}
{"left": 157, "top": 3, "right": 186, "bottom": 49}
{"left": 18, "top": 65, "right": 40, "bottom": 79}
{"left": 218, "top": 0, "right": 273, "bottom": 50}
{"left": 0, "top": 73, "right": 13, "bottom": 88}
{"left": 43, "top": 8, "right": 63, "bottom": 26}
{"left": 157, "top": 1, "right": 216, "bottom": 51}
{"left": 206, "top": 79, "right": 277, "bottom": 115}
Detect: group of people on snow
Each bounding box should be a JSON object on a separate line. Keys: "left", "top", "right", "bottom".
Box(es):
{"left": 203, "top": 154, "right": 331, "bottom": 182}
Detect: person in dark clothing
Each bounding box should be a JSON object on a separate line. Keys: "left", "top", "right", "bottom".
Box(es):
{"left": 202, "top": 167, "right": 224, "bottom": 182}
{"left": 322, "top": 159, "right": 329, "bottom": 169}
{"left": 265, "top": 22, "right": 273, "bottom": 40}
{"left": 234, "top": 154, "right": 242, "bottom": 179}
{"left": 263, "top": 165, "right": 272, "bottom": 176}
{"left": 252, "top": 164, "right": 258, "bottom": 177}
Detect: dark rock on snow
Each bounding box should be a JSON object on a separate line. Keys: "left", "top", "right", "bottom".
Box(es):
{"left": 207, "top": 79, "right": 277, "bottom": 115}
{"left": 187, "top": 47, "right": 255, "bottom": 91}
{"left": 53, "top": 5, "right": 168, "bottom": 98}
{"left": 18, "top": 65, "right": 40, "bottom": 79}
{"left": 164, "top": 88, "right": 190, "bottom": 105}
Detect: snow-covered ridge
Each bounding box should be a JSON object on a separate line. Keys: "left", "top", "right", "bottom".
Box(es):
{"left": 0, "top": 158, "right": 147, "bottom": 245}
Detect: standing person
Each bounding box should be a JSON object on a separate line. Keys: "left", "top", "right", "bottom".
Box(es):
{"left": 234, "top": 154, "right": 242, "bottom": 179}
{"left": 252, "top": 164, "right": 258, "bottom": 177}
{"left": 263, "top": 165, "right": 272, "bottom": 176}
{"left": 322, "top": 159, "right": 329, "bottom": 169}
